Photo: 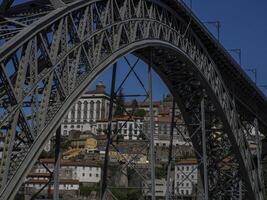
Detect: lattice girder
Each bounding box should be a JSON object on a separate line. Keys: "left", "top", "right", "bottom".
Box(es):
{"left": 0, "top": 0, "right": 264, "bottom": 199}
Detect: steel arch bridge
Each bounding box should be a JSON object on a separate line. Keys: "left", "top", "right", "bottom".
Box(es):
{"left": 0, "top": 0, "right": 266, "bottom": 199}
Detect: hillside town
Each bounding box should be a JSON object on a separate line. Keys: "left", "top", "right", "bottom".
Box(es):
{"left": 9, "top": 82, "right": 198, "bottom": 200}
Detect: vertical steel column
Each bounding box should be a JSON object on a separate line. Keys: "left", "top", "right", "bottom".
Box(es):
{"left": 53, "top": 126, "right": 61, "bottom": 200}
{"left": 239, "top": 180, "right": 242, "bottom": 200}
{"left": 148, "top": 50, "right": 156, "bottom": 200}
{"left": 254, "top": 118, "right": 262, "bottom": 185}
{"left": 101, "top": 63, "right": 117, "bottom": 199}
{"left": 165, "top": 99, "right": 175, "bottom": 200}
{"left": 201, "top": 98, "right": 209, "bottom": 200}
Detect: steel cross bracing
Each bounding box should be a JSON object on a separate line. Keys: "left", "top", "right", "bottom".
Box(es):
{"left": 99, "top": 55, "right": 157, "bottom": 199}
{"left": 0, "top": 0, "right": 265, "bottom": 199}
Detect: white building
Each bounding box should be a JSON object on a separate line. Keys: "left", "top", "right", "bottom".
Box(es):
{"left": 174, "top": 159, "right": 198, "bottom": 197}
{"left": 59, "top": 82, "right": 189, "bottom": 145}
{"left": 61, "top": 82, "right": 113, "bottom": 136}
{"left": 33, "top": 159, "right": 101, "bottom": 183}
{"left": 96, "top": 116, "right": 144, "bottom": 140}
{"left": 153, "top": 116, "right": 190, "bottom": 147}
{"left": 25, "top": 179, "right": 79, "bottom": 191}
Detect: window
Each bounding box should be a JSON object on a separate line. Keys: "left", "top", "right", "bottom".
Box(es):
{"left": 191, "top": 175, "right": 194, "bottom": 179}
{"left": 77, "top": 101, "right": 82, "bottom": 122}
{"left": 101, "top": 100, "right": 105, "bottom": 119}
{"left": 71, "top": 106, "right": 75, "bottom": 122}
{"left": 90, "top": 101, "right": 94, "bottom": 119}
{"left": 187, "top": 166, "right": 189, "bottom": 171}
{"left": 64, "top": 115, "right": 68, "bottom": 123}
{"left": 96, "top": 174, "right": 99, "bottom": 177}
{"left": 164, "top": 124, "right": 168, "bottom": 134}
{"left": 158, "top": 124, "right": 162, "bottom": 134}
{"left": 129, "top": 124, "right": 133, "bottom": 135}
{"left": 84, "top": 101, "right": 88, "bottom": 121}
{"left": 96, "top": 101, "right": 101, "bottom": 120}
{"left": 82, "top": 173, "right": 85, "bottom": 177}
{"left": 89, "top": 173, "right": 92, "bottom": 177}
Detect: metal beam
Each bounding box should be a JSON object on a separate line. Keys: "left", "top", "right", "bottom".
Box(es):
{"left": 53, "top": 127, "right": 61, "bottom": 200}
{"left": 148, "top": 49, "right": 156, "bottom": 200}
{"left": 0, "top": 0, "right": 14, "bottom": 14}
{"left": 201, "top": 98, "right": 209, "bottom": 200}
{"left": 101, "top": 62, "right": 117, "bottom": 199}
{"left": 165, "top": 99, "right": 176, "bottom": 200}
{"left": 49, "top": 0, "right": 65, "bottom": 8}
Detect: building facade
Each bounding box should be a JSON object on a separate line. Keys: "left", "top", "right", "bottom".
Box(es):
{"left": 61, "top": 82, "right": 112, "bottom": 136}
{"left": 32, "top": 159, "right": 101, "bottom": 184}
{"left": 174, "top": 159, "right": 198, "bottom": 197}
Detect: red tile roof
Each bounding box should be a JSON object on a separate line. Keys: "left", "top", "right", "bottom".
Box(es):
{"left": 25, "top": 179, "right": 79, "bottom": 184}
{"left": 176, "top": 159, "right": 198, "bottom": 165}
{"left": 39, "top": 159, "right": 100, "bottom": 167}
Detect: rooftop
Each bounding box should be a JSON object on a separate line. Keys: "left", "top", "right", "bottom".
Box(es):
{"left": 39, "top": 159, "right": 100, "bottom": 167}
{"left": 25, "top": 179, "right": 79, "bottom": 184}
{"left": 176, "top": 159, "right": 198, "bottom": 165}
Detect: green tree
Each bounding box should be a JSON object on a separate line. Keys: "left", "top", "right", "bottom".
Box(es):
{"left": 134, "top": 109, "right": 146, "bottom": 117}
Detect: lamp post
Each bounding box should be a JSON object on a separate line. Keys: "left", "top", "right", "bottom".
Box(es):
{"left": 246, "top": 68, "right": 257, "bottom": 84}
{"left": 228, "top": 48, "right": 242, "bottom": 66}
{"left": 181, "top": 0, "right": 192, "bottom": 10}
{"left": 259, "top": 85, "right": 267, "bottom": 95}
{"left": 204, "top": 21, "right": 221, "bottom": 42}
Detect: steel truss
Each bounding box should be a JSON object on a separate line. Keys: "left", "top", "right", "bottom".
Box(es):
{"left": 99, "top": 55, "right": 157, "bottom": 200}
{"left": 0, "top": 0, "right": 265, "bottom": 199}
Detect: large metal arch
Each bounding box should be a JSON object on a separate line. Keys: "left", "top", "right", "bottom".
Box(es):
{"left": 1, "top": 0, "right": 266, "bottom": 133}
{"left": 0, "top": 39, "right": 255, "bottom": 199}
{"left": 0, "top": 0, "right": 264, "bottom": 199}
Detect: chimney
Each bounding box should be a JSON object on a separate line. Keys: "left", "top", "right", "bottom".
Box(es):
{"left": 96, "top": 81, "right": 106, "bottom": 93}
